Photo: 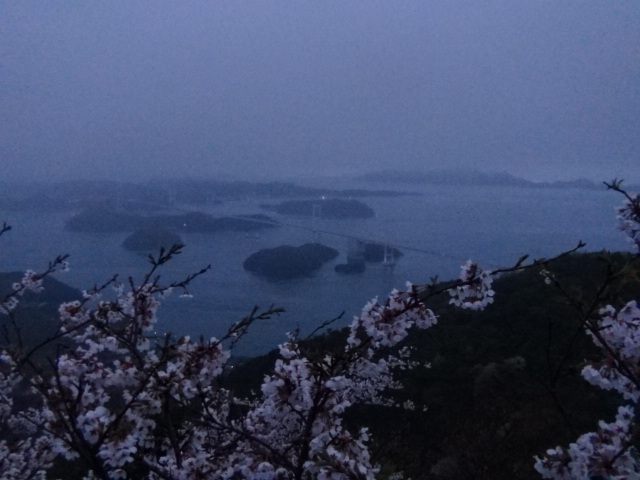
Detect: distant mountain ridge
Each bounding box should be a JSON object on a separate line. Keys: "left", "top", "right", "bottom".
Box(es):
{"left": 0, "top": 179, "right": 410, "bottom": 213}
{"left": 2, "top": 173, "right": 638, "bottom": 214}
{"left": 353, "top": 169, "right": 618, "bottom": 190}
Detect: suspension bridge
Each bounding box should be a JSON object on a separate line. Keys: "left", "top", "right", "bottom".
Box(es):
{"left": 112, "top": 188, "right": 469, "bottom": 268}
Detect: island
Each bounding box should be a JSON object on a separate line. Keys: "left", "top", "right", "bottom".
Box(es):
{"left": 65, "top": 209, "right": 278, "bottom": 234}
{"left": 243, "top": 243, "right": 339, "bottom": 281}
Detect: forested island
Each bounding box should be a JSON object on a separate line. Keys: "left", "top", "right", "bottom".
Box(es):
{"left": 243, "top": 243, "right": 339, "bottom": 280}
{"left": 65, "top": 209, "right": 277, "bottom": 233}
{"left": 0, "top": 178, "right": 409, "bottom": 212}
{"left": 3, "top": 171, "right": 629, "bottom": 213}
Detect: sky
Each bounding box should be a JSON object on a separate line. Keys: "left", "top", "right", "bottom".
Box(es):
{"left": 1, "top": 1, "right": 639, "bottom": 183}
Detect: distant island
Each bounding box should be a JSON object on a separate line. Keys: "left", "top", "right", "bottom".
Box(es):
{"left": 243, "top": 243, "right": 339, "bottom": 281}
{"left": 65, "top": 209, "right": 278, "bottom": 234}
{"left": 261, "top": 199, "right": 375, "bottom": 219}
{"left": 3, "top": 173, "right": 632, "bottom": 214}
{"left": 353, "top": 169, "right": 606, "bottom": 190}
{"left": 0, "top": 179, "right": 411, "bottom": 212}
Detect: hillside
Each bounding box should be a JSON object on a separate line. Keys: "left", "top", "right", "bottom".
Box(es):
{"left": 0, "top": 272, "right": 82, "bottom": 358}
{"left": 227, "top": 251, "right": 639, "bottom": 479}
{"left": 2, "top": 251, "right": 637, "bottom": 478}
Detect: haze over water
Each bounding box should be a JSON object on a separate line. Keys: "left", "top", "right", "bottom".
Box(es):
{"left": 1, "top": 180, "right": 630, "bottom": 355}
{"left": 1, "top": 3, "right": 639, "bottom": 354}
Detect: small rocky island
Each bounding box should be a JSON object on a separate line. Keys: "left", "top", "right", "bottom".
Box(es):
{"left": 243, "top": 243, "right": 339, "bottom": 281}
{"left": 261, "top": 198, "right": 375, "bottom": 219}
{"left": 122, "top": 227, "right": 183, "bottom": 253}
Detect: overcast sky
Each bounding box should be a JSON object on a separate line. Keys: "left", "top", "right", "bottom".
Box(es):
{"left": 1, "top": 1, "right": 639, "bottom": 183}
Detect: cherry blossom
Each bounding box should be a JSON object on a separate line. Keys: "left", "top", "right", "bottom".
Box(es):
{"left": 535, "top": 301, "right": 640, "bottom": 478}
{"left": 534, "top": 184, "right": 640, "bottom": 479}
{"left": 448, "top": 260, "right": 495, "bottom": 310}
{"left": 0, "top": 245, "right": 454, "bottom": 480}
{"left": 0, "top": 214, "right": 589, "bottom": 479}
{"left": 607, "top": 179, "right": 640, "bottom": 255}
{"left": 534, "top": 406, "right": 638, "bottom": 479}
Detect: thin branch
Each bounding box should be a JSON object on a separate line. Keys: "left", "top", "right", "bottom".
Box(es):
{"left": 305, "top": 311, "right": 345, "bottom": 340}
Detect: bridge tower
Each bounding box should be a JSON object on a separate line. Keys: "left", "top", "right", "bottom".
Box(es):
{"left": 383, "top": 244, "right": 396, "bottom": 267}
{"left": 311, "top": 202, "right": 322, "bottom": 241}
{"left": 115, "top": 183, "right": 123, "bottom": 212}
{"left": 347, "top": 238, "right": 365, "bottom": 263}
{"left": 167, "top": 186, "right": 176, "bottom": 207}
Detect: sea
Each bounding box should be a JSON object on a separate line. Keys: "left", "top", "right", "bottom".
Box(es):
{"left": 0, "top": 181, "right": 630, "bottom": 356}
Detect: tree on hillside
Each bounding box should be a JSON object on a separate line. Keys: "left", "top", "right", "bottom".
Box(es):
{"left": 534, "top": 181, "right": 640, "bottom": 479}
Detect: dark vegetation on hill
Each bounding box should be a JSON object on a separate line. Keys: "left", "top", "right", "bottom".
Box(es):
{"left": 228, "top": 251, "right": 639, "bottom": 479}
{"left": 0, "top": 272, "right": 81, "bottom": 358}
{"left": 243, "top": 243, "right": 339, "bottom": 281}
{"left": 0, "top": 272, "right": 80, "bottom": 318}
{"left": 3, "top": 251, "right": 638, "bottom": 478}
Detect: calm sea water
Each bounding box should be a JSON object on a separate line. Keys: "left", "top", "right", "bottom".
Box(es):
{"left": 0, "top": 184, "right": 629, "bottom": 356}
